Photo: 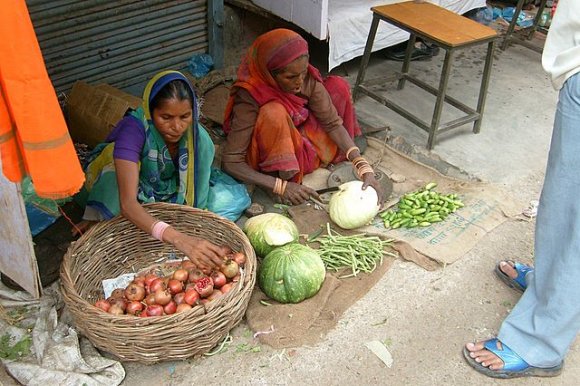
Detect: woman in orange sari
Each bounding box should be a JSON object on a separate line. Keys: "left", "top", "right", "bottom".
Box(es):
{"left": 222, "top": 28, "right": 382, "bottom": 205}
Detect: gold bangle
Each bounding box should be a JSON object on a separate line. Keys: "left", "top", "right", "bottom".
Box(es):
{"left": 345, "top": 146, "right": 360, "bottom": 161}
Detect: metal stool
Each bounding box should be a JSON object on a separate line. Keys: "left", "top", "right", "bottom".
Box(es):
{"left": 353, "top": 2, "right": 498, "bottom": 149}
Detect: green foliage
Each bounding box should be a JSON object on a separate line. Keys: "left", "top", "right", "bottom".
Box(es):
{"left": 0, "top": 333, "right": 32, "bottom": 360}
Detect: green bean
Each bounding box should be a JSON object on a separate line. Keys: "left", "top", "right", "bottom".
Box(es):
{"left": 310, "top": 224, "right": 395, "bottom": 277}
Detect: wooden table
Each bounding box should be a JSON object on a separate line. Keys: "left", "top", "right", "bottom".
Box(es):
{"left": 353, "top": 1, "right": 498, "bottom": 149}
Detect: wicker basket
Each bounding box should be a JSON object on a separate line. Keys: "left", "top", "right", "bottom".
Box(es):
{"left": 60, "top": 203, "right": 256, "bottom": 363}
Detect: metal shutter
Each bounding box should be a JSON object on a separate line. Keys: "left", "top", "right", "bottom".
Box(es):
{"left": 26, "top": 0, "right": 210, "bottom": 95}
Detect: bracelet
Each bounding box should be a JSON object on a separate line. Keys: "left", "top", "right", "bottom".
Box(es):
{"left": 345, "top": 146, "right": 360, "bottom": 161}
{"left": 151, "top": 221, "right": 171, "bottom": 241}
{"left": 357, "top": 165, "right": 374, "bottom": 179}
{"left": 280, "top": 180, "right": 288, "bottom": 196}
{"left": 351, "top": 156, "right": 366, "bottom": 168}
{"left": 273, "top": 177, "right": 282, "bottom": 195}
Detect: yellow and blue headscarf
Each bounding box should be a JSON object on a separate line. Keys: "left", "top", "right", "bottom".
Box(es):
{"left": 82, "top": 71, "right": 214, "bottom": 219}
{"left": 130, "top": 70, "right": 214, "bottom": 208}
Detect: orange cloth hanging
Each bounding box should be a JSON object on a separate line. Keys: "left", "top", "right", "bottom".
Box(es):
{"left": 0, "top": 0, "right": 84, "bottom": 199}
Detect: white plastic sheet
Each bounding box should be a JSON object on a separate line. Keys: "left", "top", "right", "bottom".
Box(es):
{"left": 0, "top": 283, "right": 125, "bottom": 386}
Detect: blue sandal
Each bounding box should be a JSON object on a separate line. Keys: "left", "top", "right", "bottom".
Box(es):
{"left": 463, "top": 338, "right": 563, "bottom": 378}
{"left": 494, "top": 261, "right": 533, "bottom": 293}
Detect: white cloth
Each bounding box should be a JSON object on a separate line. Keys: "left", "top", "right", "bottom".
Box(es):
{"left": 542, "top": 0, "right": 580, "bottom": 90}
{"left": 327, "top": 0, "right": 486, "bottom": 70}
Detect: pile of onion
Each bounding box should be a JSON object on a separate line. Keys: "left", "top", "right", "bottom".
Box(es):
{"left": 93, "top": 251, "right": 247, "bottom": 317}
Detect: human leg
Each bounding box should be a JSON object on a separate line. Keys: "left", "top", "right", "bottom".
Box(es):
{"left": 247, "top": 101, "right": 319, "bottom": 183}
{"left": 466, "top": 73, "right": 580, "bottom": 373}
{"left": 497, "top": 73, "right": 580, "bottom": 367}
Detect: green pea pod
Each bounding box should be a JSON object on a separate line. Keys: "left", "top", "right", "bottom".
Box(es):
{"left": 402, "top": 211, "right": 413, "bottom": 219}
{"left": 430, "top": 205, "right": 441, "bottom": 211}
{"left": 419, "top": 221, "right": 432, "bottom": 227}
{"left": 425, "top": 182, "right": 438, "bottom": 190}
{"left": 383, "top": 220, "right": 391, "bottom": 228}
{"left": 391, "top": 222, "right": 401, "bottom": 229}
{"left": 379, "top": 210, "right": 391, "bottom": 218}
{"left": 424, "top": 212, "right": 438, "bottom": 219}
{"left": 411, "top": 208, "right": 427, "bottom": 215}
{"left": 454, "top": 200, "right": 465, "bottom": 208}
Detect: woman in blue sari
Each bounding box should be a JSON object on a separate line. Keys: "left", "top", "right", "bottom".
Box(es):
{"left": 77, "top": 71, "right": 225, "bottom": 268}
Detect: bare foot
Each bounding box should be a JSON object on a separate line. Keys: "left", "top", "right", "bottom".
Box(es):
{"left": 498, "top": 261, "right": 519, "bottom": 280}
{"left": 465, "top": 340, "right": 506, "bottom": 371}
{"left": 72, "top": 220, "right": 97, "bottom": 237}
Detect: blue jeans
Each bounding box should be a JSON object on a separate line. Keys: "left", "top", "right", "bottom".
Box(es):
{"left": 498, "top": 72, "right": 580, "bottom": 367}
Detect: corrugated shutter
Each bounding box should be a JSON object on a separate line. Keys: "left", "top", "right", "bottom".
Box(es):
{"left": 26, "top": 0, "right": 209, "bottom": 95}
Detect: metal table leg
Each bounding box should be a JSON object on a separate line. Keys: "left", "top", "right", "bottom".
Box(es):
{"left": 525, "top": 0, "right": 549, "bottom": 40}
{"left": 427, "top": 48, "right": 454, "bottom": 150}
{"left": 397, "top": 33, "right": 416, "bottom": 90}
{"left": 501, "top": 0, "right": 525, "bottom": 50}
{"left": 354, "top": 15, "right": 381, "bottom": 101}
{"left": 474, "top": 40, "right": 495, "bottom": 134}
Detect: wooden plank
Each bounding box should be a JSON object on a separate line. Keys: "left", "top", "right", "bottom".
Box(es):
{"left": 372, "top": 1, "right": 497, "bottom": 48}
{"left": 0, "top": 159, "right": 42, "bottom": 298}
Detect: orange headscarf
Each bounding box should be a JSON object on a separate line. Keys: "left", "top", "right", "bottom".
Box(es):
{"left": 223, "top": 28, "right": 323, "bottom": 134}
{"left": 0, "top": 0, "right": 84, "bottom": 199}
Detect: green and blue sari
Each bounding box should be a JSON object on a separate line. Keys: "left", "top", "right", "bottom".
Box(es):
{"left": 80, "top": 70, "right": 214, "bottom": 220}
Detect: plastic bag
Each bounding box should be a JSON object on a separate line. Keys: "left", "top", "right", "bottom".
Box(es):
{"left": 206, "top": 168, "right": 251, "bottom": 222}
{"left": 502, "top": 7, "right": 534, "bottom": 28}
{"left": 187, "top": 53, "right": 214, "bottom": 79}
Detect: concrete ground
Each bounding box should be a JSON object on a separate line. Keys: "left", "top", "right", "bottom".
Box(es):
{"left": 3, "top": 20, "right": 576, "bottom": 386}
{"left": 119, "top": 36, "right": 578, "bottom": 385}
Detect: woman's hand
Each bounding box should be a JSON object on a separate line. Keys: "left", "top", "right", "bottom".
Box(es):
{"left": 282, "top": 181, "right": 320, "bottom": 205}
{"left": 172, "top": 233, "right": 227, "bottom": 270}
{"left": 361, "top": 172, "right": 385, "bottom": 205}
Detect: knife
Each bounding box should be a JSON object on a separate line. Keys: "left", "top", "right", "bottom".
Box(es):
{"left": 315, "top": 186, "right": 339, "bottom": 194}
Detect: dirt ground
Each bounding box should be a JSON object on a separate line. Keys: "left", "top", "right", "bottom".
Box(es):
{"left": 2, "top": 19, "right": 579, "bottom": 386}
{"left": 119, "top": 37, "right": 578, "bottom": 385}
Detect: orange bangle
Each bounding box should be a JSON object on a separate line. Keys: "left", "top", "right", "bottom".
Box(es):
{"left": 353, "top": 157, "right": 368, "bottom": 169}
{"left": 345, "top": 146, "right": 360, "bottom": 161}
{"left": 357, "top": 165, "right": 374, "bottom": 179}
